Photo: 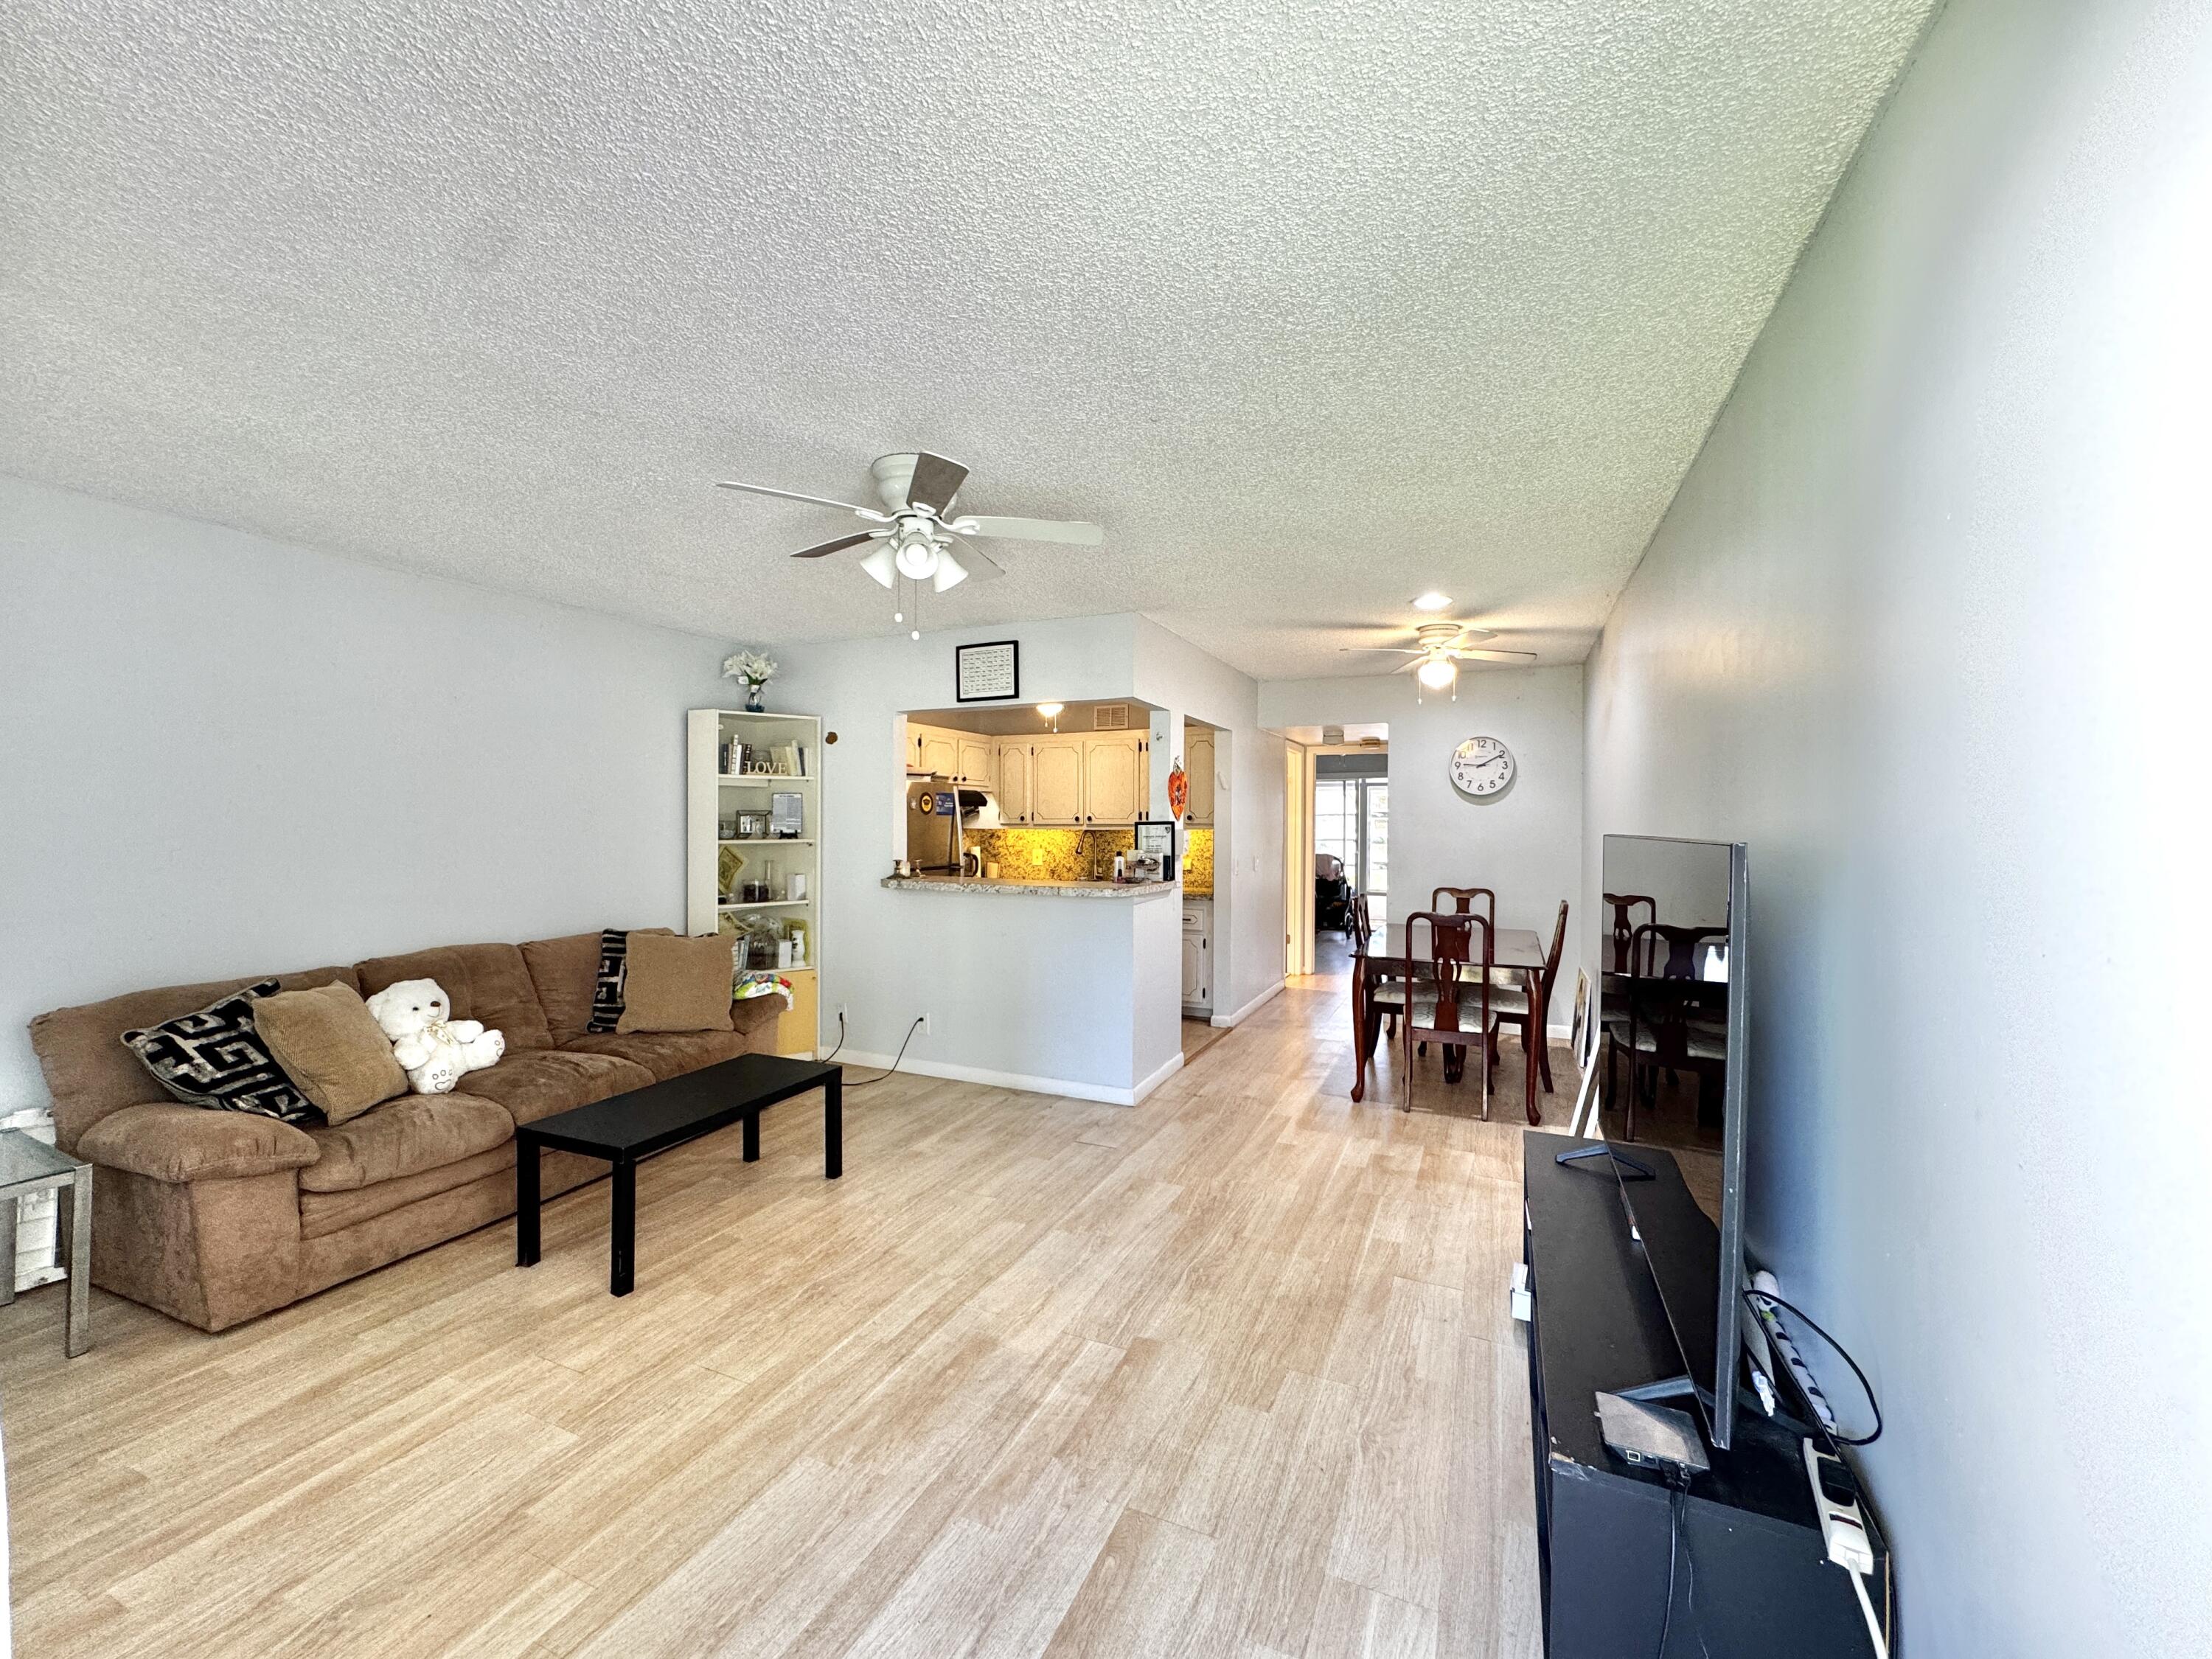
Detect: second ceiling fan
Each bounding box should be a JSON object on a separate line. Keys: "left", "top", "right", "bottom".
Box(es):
{"left": 718, "top": 451, "right": 1104, "bottom": 611}
{"left": 1343, "top": 621, "right": 1536, "bottom": 698}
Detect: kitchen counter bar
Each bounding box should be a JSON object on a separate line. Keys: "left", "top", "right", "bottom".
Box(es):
{"left": 881, "top": 875, "right": 1175, "bottom": 899}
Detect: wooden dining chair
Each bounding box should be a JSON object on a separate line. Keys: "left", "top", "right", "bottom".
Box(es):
{"left": 1484, "top": 900, "right": 1568, "bottom": 1093}
{"left": 1602, "top": 893, "right": 1655, "bottom": 973}
{"left": 1431, "top": 886, "right": 1498, "bottom": 928}
{"left": 1400, "top": 910, "right": 1498, "bottom": 1118}
{"left": 1349, "top": 893, "right": 1400, "bottom": 1039}
{"left": 1610, "top": 921, "right": 1729, "bottom": 1138}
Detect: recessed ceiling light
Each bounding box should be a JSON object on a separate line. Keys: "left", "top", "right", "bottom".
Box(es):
{"left": 1412, "top": 591, "right": 1452, "bottom": 612}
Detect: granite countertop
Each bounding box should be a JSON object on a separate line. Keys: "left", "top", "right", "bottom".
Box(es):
{"left": 880, "top": 874, "right": 1175, "bottom": 899}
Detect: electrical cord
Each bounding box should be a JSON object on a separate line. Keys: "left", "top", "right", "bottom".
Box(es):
{"left": 841, "top": 1014, "right": 925, "bottom": 1089}
{"left": 1654, "top": 1483, "right": 1680, "bottom": 1658}
{"left": 1742, "top": 1289, "right": 1885, "bottom": 1447}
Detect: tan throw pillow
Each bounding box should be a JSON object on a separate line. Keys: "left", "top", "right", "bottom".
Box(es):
{"left": 252, "top": 981, "right": 410, "bottom": 1124}
{"left": 616, "top": 933, "right": 735, "bottom": 1033}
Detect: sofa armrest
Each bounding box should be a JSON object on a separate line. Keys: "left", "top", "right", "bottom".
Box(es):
{"left": 76, "top": 1102, "right": 321, "bottom": 1184}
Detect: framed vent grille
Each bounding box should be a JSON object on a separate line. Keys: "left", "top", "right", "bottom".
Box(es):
{"left": 1093, "top": 703, "right": 1132, "bottom": 730}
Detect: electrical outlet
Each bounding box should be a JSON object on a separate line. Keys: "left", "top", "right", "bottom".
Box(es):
{"left": 838, "top": 1004, "right": 848, "bottom": 1027}
{"left": 919, "top": 1012, "right": 931, "bottom": 1035}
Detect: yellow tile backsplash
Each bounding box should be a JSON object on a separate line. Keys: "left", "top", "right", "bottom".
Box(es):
{"left": 1183, "top": 827, "right": 1214, "bottom": 894}
{"left": 967, "top": 825, "right": 1214, "bottom": 890}
{"left": 970, "top": 827, "right": 1134, "bottom": 882}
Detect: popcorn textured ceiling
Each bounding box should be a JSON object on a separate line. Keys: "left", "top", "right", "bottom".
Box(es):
{"left": 0, "top": 0, "right": 1933, "bottom": 678}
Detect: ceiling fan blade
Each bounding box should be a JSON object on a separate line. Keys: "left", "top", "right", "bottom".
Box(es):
{"left": 1453, "top": 647, "right": 1538, "bottom": 664}
{"left": 956, "top": 515, "right": 1105, "bottom": 546}
{"left": 1340, "top": 646, "right": 1423, "bottom": 655}
{"left": 950, "top": 542, "right": 1005, "bottom": 582}
{"left": 790, "top": 531, "right": 880, "bottom": 560}
{"left": 717, "top": 479, "right": 876, "bottom": 515}
{"left": 905, "top": 452, "right": 970, "bottom": 514}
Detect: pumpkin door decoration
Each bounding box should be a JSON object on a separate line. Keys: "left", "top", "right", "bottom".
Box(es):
{"left": 1167, "top": 759, "right": 1190, "bottom": 821}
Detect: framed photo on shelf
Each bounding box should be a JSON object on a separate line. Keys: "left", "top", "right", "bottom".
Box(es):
{"left": 955, "top": 639, "right": 1020, "bottom": 703}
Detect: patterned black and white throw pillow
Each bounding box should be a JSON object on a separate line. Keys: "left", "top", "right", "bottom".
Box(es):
{"left": 587, "top": 929, "right": 631, "bottom": 1032}
{"left": 121, "top": 980, "right": 322, "bottom": 1124}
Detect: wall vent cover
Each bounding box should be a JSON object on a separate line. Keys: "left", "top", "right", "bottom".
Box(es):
{"left": 1093, "top": 703, "right": 1131, "bottom": 730}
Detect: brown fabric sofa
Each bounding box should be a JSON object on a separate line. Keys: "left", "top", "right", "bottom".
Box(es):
{"left": 29, "top": 934, "right": 779, "bottom": 1332}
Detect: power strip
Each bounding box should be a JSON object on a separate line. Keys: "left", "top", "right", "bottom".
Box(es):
{"left": 1803, "top": 1438, "right": 1888, "bottom": 1659}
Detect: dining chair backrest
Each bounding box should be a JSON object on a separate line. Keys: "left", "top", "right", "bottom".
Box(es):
{"left": 1604, "top": 893, "right": 1655, "bottom": 973}
{"left": 1431, "top": 887, "right": 1497, "bottom": 927}
{"left": 1347, "top": 889, "right": 1373, "bottom": 951}
{"left": 1625, "top": 922, "right": 1727, "bottom": 981}
{"left": 1538, "top": 900, "right": 1569, "bottom": 996}
{"left": 1401, "top": 910, "right": 1492, "bottom": 1041}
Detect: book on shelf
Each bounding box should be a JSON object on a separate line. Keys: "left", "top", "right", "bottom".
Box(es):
{"left": 719, "top": 738, "right": 810, "bottom": 778}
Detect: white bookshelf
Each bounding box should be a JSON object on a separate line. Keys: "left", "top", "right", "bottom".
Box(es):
{"left": 687, "top": 709, "right": 821, "bottom": 1057}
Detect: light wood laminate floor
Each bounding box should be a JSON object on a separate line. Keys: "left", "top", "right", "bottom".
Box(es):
{"left": 0, "top": 975, "right": 1545, "bottom": 1658}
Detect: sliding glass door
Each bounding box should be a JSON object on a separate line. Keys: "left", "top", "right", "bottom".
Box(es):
{"left": 1315, "top": 776, "right": 1389, "bottom": 922}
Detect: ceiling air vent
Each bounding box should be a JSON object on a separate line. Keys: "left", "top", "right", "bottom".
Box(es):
{"left": 1093, "top": 703, "right": 1132, "bottom": 730}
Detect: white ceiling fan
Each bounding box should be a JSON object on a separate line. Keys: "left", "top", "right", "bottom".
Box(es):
{"left": 717, "top": 453, "right": 1103, "bottom": 629}
{"left": 1342, "top": 621, "right": 1537, "bottom": 698}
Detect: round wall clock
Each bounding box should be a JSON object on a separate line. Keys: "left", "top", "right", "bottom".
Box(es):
{"left": 1450, "top": 736, "right": 1516, "bottom": 798}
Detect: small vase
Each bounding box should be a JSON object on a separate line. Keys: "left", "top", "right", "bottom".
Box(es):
{"left": 745, "top": 684, "right": 766, "bottom": 713}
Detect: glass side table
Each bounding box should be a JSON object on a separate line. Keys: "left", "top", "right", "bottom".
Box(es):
{"left": 0, "top": 1129, "right": 90, "bottom": 1357}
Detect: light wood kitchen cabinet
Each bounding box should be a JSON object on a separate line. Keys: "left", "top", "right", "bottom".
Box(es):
{"left": 955, "top": 737, "right": 995, "bottom": 788}
{"left": 1030, "top": 738, "right": 1086, "bottom": 824}
{"left": 1082, "top": 732, "right": 1144, "bottom": 824}
{"left": 1181, "top": 897, "right": 1211, "bottom": 1012}
{"left": 1185, "top": 728, "right": 1216, "bottom": 825}
{"left": 914, "top": 726, "right": 959, "bottom": 780}
{"left": 995, "top": 742, "right": 1032, "bottom": 823}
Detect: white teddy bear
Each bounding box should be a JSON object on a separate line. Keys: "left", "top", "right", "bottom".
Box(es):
{"left": 364, "top": 978, "right": 505, "bottom": 1095}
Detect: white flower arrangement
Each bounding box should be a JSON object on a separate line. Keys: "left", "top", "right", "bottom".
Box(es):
{"left": 723, "top": 650, "right": 778, "bottom": 687}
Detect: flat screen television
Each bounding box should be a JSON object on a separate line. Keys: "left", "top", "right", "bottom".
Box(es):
{"left": 1584, "top": 833, "right": 1751, "bottom": 1450}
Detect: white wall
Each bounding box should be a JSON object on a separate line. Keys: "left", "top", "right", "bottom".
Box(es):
{"left": 1131, "top": 618, "right": 1287, "bottom": 1025}
{"left": 766, "top": 613, "right": 1277, "bottom": 1098}
{"left": 0, "top": 476, "right": 735, "bottom": 1107}
{"left": 1582, "top": 1, "right": 2212, "bottom": 1651}
{"left": 1259, "top": 666, "right": 1585, "bottom": 1029}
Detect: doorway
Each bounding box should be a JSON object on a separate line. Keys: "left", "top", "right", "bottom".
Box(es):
{"left": 1312, "top": 750, "right": 1388, "bottom": 975}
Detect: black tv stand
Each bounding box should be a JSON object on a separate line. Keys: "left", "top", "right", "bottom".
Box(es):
{"left": 1523, "top": 1133, "right": 1889, "bottom": 1656}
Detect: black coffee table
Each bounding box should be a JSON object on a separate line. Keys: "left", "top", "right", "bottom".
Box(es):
{"left": 515, "top": 1053, "right": 841, "bottom": 1295}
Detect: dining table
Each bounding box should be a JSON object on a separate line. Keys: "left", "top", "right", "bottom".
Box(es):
{"left": 1349, "top": 920, "right": 1550, "bottom": 1122}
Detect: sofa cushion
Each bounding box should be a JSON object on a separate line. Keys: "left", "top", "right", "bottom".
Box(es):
{"left": 77, "top": 1102, "right": 323, "bottom": 1184}
{"left": 297, "top": 1093, "right": 514, "bottom": 1192}
{"left": 562, "top": 1029, "right": 758, "bottom": 1082}
{"left": 121, "top": 981, "right": 321, "bottom": 1124}
{"left": 462, "top": 1050, "right": 655, "bottom": 1127}
{"left": 252, "top": 981, "right": 409, "bottom": 1123}
{"left": 519, "top": 929, "right": 670, "bottom": 1046}
{"left": 617, "top": 933, "right": 737, "bottom": 1034}
{"left": 354, "top": 945, "right": 554, "bottom": 1052}
{"left": 32, "top": 966, "right": 360, "bottom": 1152}
{"left": 299, "top": 1143, "right": 516, "bottom": 1239}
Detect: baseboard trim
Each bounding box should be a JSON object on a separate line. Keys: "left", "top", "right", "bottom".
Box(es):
{"left": 1130, "top": 1049, "right": 1185, "bottom": 1105}
{"left": 833, "top": 1050, "right": 1170, "bottom": 1107}
{"left": 1210, "top": 979, "right": 1285, "bottom": 1029}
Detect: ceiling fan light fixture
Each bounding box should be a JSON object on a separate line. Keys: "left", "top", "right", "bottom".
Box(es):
{"left": 1416, "top": 655, "right": 1458, "bottom": 691}
{"left": 1037, "top": 702, "right": 1064, "bottom": 720}
{"left": 1412, "top": 591, "right": 1453, "bottom": 612}
{"left": 932, "top": 551, "right": 969, "bottom": 593}
{"left": 859, "top": 546, "right": 897, "bottom": 589}
{"left": 893, "top": 530, "right": 940, "bottom": 580}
